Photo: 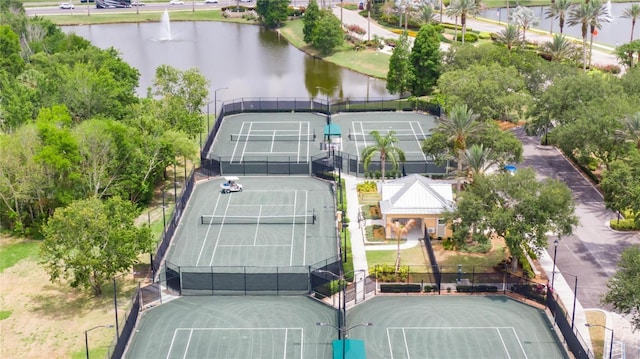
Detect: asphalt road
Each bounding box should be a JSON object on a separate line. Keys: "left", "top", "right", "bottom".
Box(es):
{"left": 515, "top": 127, "right": 640, "bottom": 358}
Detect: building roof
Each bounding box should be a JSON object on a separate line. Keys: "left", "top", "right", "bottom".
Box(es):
{"left": 378, "top": 174, "right": 455, "bottom": 215}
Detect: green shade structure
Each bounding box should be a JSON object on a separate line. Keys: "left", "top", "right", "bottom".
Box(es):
{"left": 332, "top": 339, "right": 366, "bottom": 359}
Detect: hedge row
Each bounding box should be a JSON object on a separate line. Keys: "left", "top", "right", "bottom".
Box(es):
{"left": 456, "top": 285, "right": 498, "bottom": 293}
{"left": 379, "top": 284, "right": 499, "bottom": 293}
{"left": 380, "top": 284, "right": 421, "bottom": 293}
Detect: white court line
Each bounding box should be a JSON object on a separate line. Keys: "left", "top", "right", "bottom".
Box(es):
{"left": 509, "top": 327, "right": 529, "bottom": 359}
{"left": 181, "top": 329, "right": 194, "bottom": 359}
{"left": 402, "top": 328, "right": 411, "bottom": 359}
{"left": 289, "top": 191, "right": 298, "bottom": 266}
{"left": 409, "top": 122, "right": 428, "bottom": 161}
{"left": 218, "top": 244, "right": 292, "bottom": 247}
{"left": 195, "top": 192, "right": 223, "bottom": 266}
{"left": 387, "top": 327, "right": 521, "bottom": 359}
{"left": 228, "top": 203, "right": 296, "bottom": 207}
{"left": 170, "top": 327, "right": 304, "bottom": 359}
{"left": 283, "top": 328, "right": 288, "bottom": 359}
{"left": 165, "top": 330, "right": 181, "bottom": 359}
{"left": 496, "top": 328, "right": 512, "bottom": 359}
{"left": 208, "top": 197, "right": 233, "bottom": 266}
{"left": 230, "top": 122, "right": 248, "bottom": 163}
{"left": 240, "top": 122, "right": 254, "bottom": 163}
{"left": 302, "top": 190, "right": 308, "bottom": 265}
{"left": 253, "top": 205, "right": 263, "bottom": 246}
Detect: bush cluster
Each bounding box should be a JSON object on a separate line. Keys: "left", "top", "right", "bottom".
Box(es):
{"left": 370, "top": 264, "right": 409, "bottom": 282}
{"left": 346, "top": 24, "right": 366, "bottom": 35}
{"left": 380, "top": 283, "right": 421, "bottom": 293}
{"left": 610, "top": 219, "right": 639, "bottom": 231}
{"left": 455, "top": 32, "right": 478, "bottom": 43}
{"left": 456, "top": 285, "right": 498, "bottom": 293}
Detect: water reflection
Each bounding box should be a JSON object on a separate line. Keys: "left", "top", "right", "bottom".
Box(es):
{"left": 63, "top": 21, "right": 390, "bottom": 100}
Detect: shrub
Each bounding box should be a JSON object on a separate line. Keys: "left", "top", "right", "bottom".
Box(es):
{"left": 456, "top": 285, "right": 498, "bottom": 293}
{"left": 424, "top": 285, "right": 439, "bottom": 293}
{"left": 380, "top": 284, "right": 422, "bottom": 293}
{"left": 346, "top": 24, "right": 366, "bottom": 35}
{"left": 442, "top": 238, "right": 455, "bottom": 250}
{"left": 610, "top": 219, "right": 639, "bottom": 231}
{"left": 370, "top": 264, "right": 410, "bottom": 282}
{"left": 478, "top": 32, "right": 492, "bottom": 39}
{"left": 455, "top": 32, "right": 479, "bottom": 43}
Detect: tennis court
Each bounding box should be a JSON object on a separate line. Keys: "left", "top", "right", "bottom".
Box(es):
{"left": 124, "top": 296, "right": 337, "bottom": 359}
{"left": 332, "top": 112, "right": 438, "bottom": 161}
{"left": 208, "top": 112, "right": 327, "bottom": 161}
{"left": 167, "top": 176, "right": 338, "bottom": 267}
{"left": 347, "top": 296, "right": 568, "bottom": 359}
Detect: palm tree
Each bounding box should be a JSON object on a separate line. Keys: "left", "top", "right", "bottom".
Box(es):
{"left": 391, "top": 220, "right": 411, "bottom": 272}
{"left": 436, "top": 104, "right": 483, "bottom": 191}
{"left": 422, "top": 3, "right": 438, "bottom": 24}
{"left": 496, "top": 24, "right": 521, "bottom": 50}
{"left": 461, "top": 144, "right": 500, "bottom": 181}
{"left": 542, "top": 34, "right": 577, "bottom": 61}
{"left": 620, "top": 112, "right": 640, "bottom": 151}
{"left": 568, "top": 1, "right": 592, "bottom": 71}
{"left": 587, "top": 0, "right": 611, "bottom": 68}
{"left": 446, "top": 0, "right": 479, "bottom": 44}
{"left": 545, "top": 0, "right": 572, "bottom": 34}
{"left": 622, "top": 3, "right": 640, "bottom": 41}
{"left": 361, "top": 131, "right": 406, "bottom": 182}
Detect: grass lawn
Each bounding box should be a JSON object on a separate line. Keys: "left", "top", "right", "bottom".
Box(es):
{"left": 279, "top": 19, "right": 390, "bottom": 79}
{"left": 366, "top": 244, "right": 428, "bottom": 270}
{"left": 0, "top": 238, "right": 40, "bottom": 272}
{"left": 40, "top": 9, "right": 256, "bottom": 26}
{"left": 585, "top": 310, "right": 607, "bottom": 359}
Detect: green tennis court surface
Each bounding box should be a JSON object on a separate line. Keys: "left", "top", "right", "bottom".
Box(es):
{"left": 348, "top": 296, "right": 568, "bottom": 359}
{"left": 208, "top": 112, "right": 438, "bottom": 162}
{"left": 124, "top": 296, "right": 336, "bottom": 359}
{"left": 167, "top": 176, "right": 338, "bottom": 267}
{"left": 125, "top": 296, "right": 567, "bottom": 359}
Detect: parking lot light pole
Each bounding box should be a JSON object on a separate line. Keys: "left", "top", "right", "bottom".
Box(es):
{"left": 317, "top": 322, "right": 373, "bottom": 359}
{"left": 585, "top": 323, "right": 614, "bottom": 359}
{"left": 85, "top": 324, "right": 114, "bottom": 359}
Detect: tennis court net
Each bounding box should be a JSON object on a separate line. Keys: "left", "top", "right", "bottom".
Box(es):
{"left": 230, "top": 133, "right": 316, "bottom": 141}
{"left": 201, "top": 213, "right": 316, "bottom": 225}
{"left": 348, "top": 131, "right": 429, "bottom": 141}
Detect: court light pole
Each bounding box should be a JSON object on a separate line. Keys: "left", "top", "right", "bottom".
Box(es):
{"left": 317, "top": 322, "right": 373, "bottom": 359}
{"left": 214, "top": 87, "right": 228, "bottom": 121}
{"left": 551, "top": 238, "right": 559, "bottom": 289}
{"left": 85, "top": 324, "right": 114, "bottom": 359}
{"left": 563, "top": 271, "right": 579, "bottom": 330}
{"left": 585, "top": 323, "right": 614, "bottom": 359}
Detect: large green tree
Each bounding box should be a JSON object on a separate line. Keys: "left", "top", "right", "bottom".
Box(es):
{"left": 445, "top": 168, "right": 577, "bottom": 271}
{"left": 256, "top": 0, "right": 290, "bottom": 29}
{"left": 361, "top": 131, "right": 406, "bottom": 182}
{"left": 601, "top": 153, "right": 640, "bottom": 223}
{"left": 386, "top": 31, "right": 414, "bottom": 96}
{"left": 409, "top": 24, "right": 442, "bottom": 96}
{"left": 602, "top": 245, "right": 640, "bottom": 331}
{"left": 40, "top": 196, "right": 154, "bottom": 296}
{"left": 303, "top": 0, "right": 320, "bottom": 43}
{"left": 437, "top": 63, "right": 531, "bottom": 121}
{"left": 310, "top": 11, "right": 344, "bottom": 55}
{"left": 152, "top": 65, "right": 209, "bottom": 139}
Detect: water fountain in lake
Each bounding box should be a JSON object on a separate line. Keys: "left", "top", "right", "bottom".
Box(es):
{"left": 605, "top": 0, "right": 614, "bottom": 22}
{"left": 159, "top": 9, "right": 172, "bottom": 41}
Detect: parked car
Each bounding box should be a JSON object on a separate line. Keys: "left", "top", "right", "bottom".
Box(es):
{"left": 131, "top": 1, "right": 145, "bottom": 5}
{"left": 204, "top": 0, "right": 218, "bottom": 3}
{"left": 169, "top": 0, "right": 184, "bottom": 4}
{"left": 59, "top": 2, "right": 75, "bottom": 9}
